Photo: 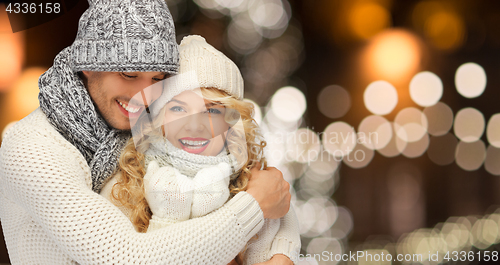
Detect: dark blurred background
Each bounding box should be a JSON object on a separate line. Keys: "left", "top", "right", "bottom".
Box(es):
{"left": 2, "top": 0, "right": 500, "bottom": 264}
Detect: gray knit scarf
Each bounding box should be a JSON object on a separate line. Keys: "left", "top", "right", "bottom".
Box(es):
{"left": 38, "top": 47, "right": 130, "bottom": 193}
{"left": 144, "top": 139, "right": 240, "bottom": 179}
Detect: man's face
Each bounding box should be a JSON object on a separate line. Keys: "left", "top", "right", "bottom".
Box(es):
{"left": 82, "top": 71, "right": 168, "bottom": 130}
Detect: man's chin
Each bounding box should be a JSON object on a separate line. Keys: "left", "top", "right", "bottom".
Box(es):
{"left": 105, "top": 116, "right": 133, "bottom": 131}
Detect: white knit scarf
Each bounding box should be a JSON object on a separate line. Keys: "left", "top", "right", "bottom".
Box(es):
{"left": 38, "top": 47, "right": 130, "bottom": 193}
{"left": 144, "top": 139, "right": 240, "bottom": 179}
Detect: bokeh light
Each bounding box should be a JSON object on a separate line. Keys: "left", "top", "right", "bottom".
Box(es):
{"left": 342, "top": 139, "right": 374, "bottom": 169}
{"left": 193, "top": 0, "right": 220, "bottom": 10}
{"left": 271, "top": 86, "right": 306, "bottom": 122}
{"left": 455, "top": 140, "right": 486, "bottom": 171}
{"left": 0, "top": 5, "right": 24, "bottom": 90}
{"left": 306, "top": 237, "right": 342, "bottom": 265}
{"left": 401, "top": 132, "right": 429, "bottom": 158}
{"left": 298, "top": 197, "right": 338, "bottom": 238}
{"left": 301, "top": 170, "right": 337, "bottom": 198}
{"left": 227, "top": 14, "right": 263, "bottom": 54}
{"left": 308, "top": 150, "right": 339, "bottom": 177}
{"left": 263, "top": 108, "right": 300, "bottom": 133}
{"left": 348, "top": 2, "right": 391, "bottom": 40}
{"left": 363, "top": 29, "right": 421, "bottom": 83}
{"left": 470, "top": 218, "right": 498, "bottom": 249}
{"left": 329, "top": 206, "right": 354, "bottom": 239}
{"left": 409, "top": 71, "right": 443, "bottom": 107}
{"left": 317, "top": 85, "right": 351, "bottom": 119}
{"left": 377, "top": 123, "right": 407, "bottom": 157}
{"left": 453, "top": 107, "right": 485, "bottom": 143}
{"left": 248, "top": 0, "right": 288, "bottom": 29}
{"left": 424, "top": 11, "right": 465, "bottom": 51}
{"left": 322, "top": 121, "right": 356, "bottom": 158}
{"left": 364, "top": 80, "right": 398, "bottom": 115}
{"left": 286, "top": 128, "right": 321, "bottom": 163}
{"left": 263, "top": 130, "right": 287, "bottom": 165}
{"left": 6, "top": 67, "right": 46, "bottom": 119}
{"left": 484, "top": 146, "right": 500, "bottom": 176}
{"left": 394, "top": 107, "right": 428, "bottom": 143}
{"left": 427, "top": 133, "right": 457, "bottom": 166}
{"left": 423, "top": 102, "right": 454, "bottom": 136}
{"left": 357, "top": 115, "right": 392, "bottom": 150}
{"left": 455, "top": 63, "right": 487, "bottom": 98}
{"left": 486, "top": 114, "right": 500, "bottom": 148}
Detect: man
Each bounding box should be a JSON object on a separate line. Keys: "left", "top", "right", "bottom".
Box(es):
{"left": 0, "top": 0, "right": 292, "bottom": 264}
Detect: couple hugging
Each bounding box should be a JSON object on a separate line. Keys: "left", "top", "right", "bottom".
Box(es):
{"left": 0, "top": 0, "right": 300, "bottom": 264}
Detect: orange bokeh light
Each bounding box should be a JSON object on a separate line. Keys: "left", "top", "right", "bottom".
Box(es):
{"left": 6, "top": 67, "right": 46, "bottom": 120}
{"left": 412, "top": 1, "right": 465, "bottom": 51}
{"left": 348, "top": 2, "right": 391, "bottom": 40}
{"left": 362, "top": 29, "right": 422, "bottom": 84}
{"left": 0, "top": 3, "right": 24, "bottom": 90}
{"left": 424, "top": 11, "right": 465, "bottom": 51}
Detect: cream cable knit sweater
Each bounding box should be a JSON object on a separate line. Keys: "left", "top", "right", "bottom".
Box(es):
{"left": 0, "top": 108, "right": 265, "bottom": 265}
{"left": 101, "top": 142, "right": 302, "bottom": 264}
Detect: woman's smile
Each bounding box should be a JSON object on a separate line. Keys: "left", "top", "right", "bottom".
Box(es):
{"left": 178, "top": 137, "right": 211, "bottom": 154}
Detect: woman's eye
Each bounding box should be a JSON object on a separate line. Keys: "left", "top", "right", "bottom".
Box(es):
{"left": 207, "top": 108, "right": 222, "bottom": 114}
{"left": 170, "top": 106, "right": 184, "bottom": 112}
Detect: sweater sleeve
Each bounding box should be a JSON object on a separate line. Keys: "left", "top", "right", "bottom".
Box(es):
{"left": 0, "top": 116, "right": 264, "bottom": 265}
{"left": 243, "top": 207, "right": 301, "bottom": 265}
{"left": 268, "top": 206, "right": 302, "bottom": 264}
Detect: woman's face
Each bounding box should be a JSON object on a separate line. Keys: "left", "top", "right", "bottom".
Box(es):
{"left": 163, "top": 90, "right": 230, "bottom": 156}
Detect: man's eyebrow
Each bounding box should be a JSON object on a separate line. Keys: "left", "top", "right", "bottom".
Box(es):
{"left": 167, "top": 99, "right": 186, "bottom": 105}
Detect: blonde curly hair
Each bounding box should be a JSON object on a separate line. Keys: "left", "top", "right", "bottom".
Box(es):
{"left": 110, "top": 87, "right": 267, "bottom": 233}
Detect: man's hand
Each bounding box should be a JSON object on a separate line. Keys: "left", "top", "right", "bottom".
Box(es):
{"left": 254, "top": 254, "right": 294, "bottom": 265}
{"left": 246, "top": 163, "right": 291, "bottom": 219}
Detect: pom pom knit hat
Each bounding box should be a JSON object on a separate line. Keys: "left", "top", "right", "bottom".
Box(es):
{"left": 150, "top": 35, "right": 244, "bottom": 117}
{"left": 69, "top": 0, "right": 179, "bottom": 74}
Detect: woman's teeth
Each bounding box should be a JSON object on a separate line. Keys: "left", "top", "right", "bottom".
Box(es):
{"left": 118, "top": 100, "right": 140, "bottom": 113}
{"left": 180, "top": 139, "right": 209, "bottom": 149}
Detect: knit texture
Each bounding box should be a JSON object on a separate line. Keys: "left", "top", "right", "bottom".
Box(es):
{"left": 0, "top": 108, "right": 265, "bottom": 264}
{"left": 244, "top": 208, "right": 302, "bottom": 265}
{"left": 144, "top": 138, "right": 241, "bottom": 180}
{"left": 143, "top": 161, "right": 231, "bottom": 230}
{"left": 137, "top": 140, "right": 302, "bottom": 264}
{"left": 151, "top": 35, "right": 244, "bottom": 116}
{"left": 70, "top": 0, "right": 179, "bottom": 74}
{"left": 38, "top": 47, "right": 130, "bottom": 193}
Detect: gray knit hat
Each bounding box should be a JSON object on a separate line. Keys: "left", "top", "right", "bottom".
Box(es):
{"left": 69, "top": 0, "right": 179, "bottom": 74}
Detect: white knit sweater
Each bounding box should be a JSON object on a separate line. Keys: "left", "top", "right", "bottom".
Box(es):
{"left": 101, "top": 139, "right": 301, "bottom": 265}
{"left": 0, "top": 108, "right": 266, "bottom": 265}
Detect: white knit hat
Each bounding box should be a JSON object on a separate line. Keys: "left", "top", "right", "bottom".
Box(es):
{"left": 150, "top": 35, "right": 244, "bottom": 117}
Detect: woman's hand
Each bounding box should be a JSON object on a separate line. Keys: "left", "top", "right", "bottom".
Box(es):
{"left": 143, "top": 161, "right": 194, "bottom": 222}
{"left": 254, "top": 254, "right": 294, "bottom": 265}
{"left": 191, "top": 162, "right": 231, "bottom": 218}
{"left": 246, "top": 162, "right": 291, "bottom": 219}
